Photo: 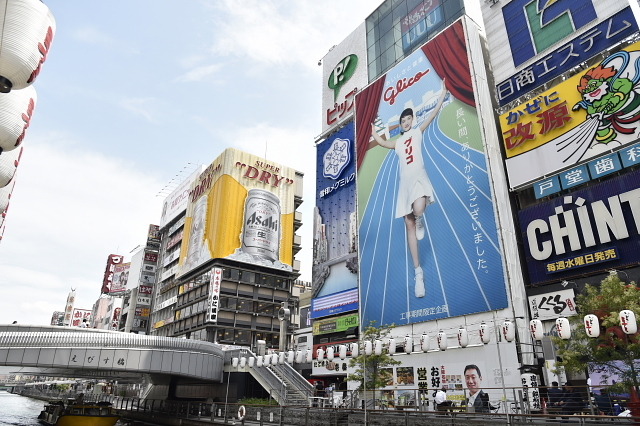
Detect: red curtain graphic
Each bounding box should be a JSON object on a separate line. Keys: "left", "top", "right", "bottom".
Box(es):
{"left": 355, "top": 77, "right": 385, "bottom": 170}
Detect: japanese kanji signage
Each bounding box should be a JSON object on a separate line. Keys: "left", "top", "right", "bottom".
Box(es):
{"left": 501, "top": 40, "right": 640, "bottom": 189}
{"left": 207, "top": 267, "right": 222, "bottom": 323}
{"left": 528, "top": 289, "right": 577, "bottom": 321}
{"left": 519, "top": 167, "right": 640, "bottom": 285}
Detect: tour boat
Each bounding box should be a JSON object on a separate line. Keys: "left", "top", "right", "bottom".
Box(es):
{"left": 37, "top": 400, "right": 120, "bottom": 426}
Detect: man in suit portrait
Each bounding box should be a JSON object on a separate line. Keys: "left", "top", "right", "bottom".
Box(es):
{"left": 464, "top": 364, "right": 489, "bottom": 413}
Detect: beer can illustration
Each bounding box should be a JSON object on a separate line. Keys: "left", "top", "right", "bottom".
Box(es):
{"left": 242, "top": 189, "right": 281, "bottom": 261}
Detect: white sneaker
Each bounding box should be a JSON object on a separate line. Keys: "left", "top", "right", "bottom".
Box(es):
{"left": 415, "top": 268, "right": 425, "bottom": 298}
{"left": 415, "top": 214, "right": 425, "bottom": 240}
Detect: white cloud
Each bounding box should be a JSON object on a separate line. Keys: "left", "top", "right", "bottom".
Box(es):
{"left": 119, "top": 97, "right": 159, "bottom": 122}
{"left": 175, "top": 64, "right": 224, "bottom": 83}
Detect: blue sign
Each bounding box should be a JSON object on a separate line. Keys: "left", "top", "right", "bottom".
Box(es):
{"left": 497, "top": 7, "right": 637, "bottom": 106}
{"left": 620, "top": 143, "right": 640, "bottom": 168}
{"left": 587, "top": 153, "right": 622, "bottom": 178}
{"left": 534, "top": 176, "right": 561, "bottom": 199}
{"left": 519, "top": 168, "right": 640, "bottom": 285}
{"left": 560, "top": 165, "right": 589, "bottom": 190}
{"left": 311, "top": 288, "right": 359, "bottom": 319}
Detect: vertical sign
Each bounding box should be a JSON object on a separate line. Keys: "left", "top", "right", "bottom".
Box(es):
{"left": 207, "top": 267, "right": 222, "bottom": 323}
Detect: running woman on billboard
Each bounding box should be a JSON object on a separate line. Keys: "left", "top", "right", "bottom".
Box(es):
{"left": 369, "top": 84, "right": 447, "bottom": 298}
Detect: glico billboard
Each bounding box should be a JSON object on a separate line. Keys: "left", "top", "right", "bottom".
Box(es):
{"left": 500, "top": 40, "right": 640, "bottom": 189}
{"left": 177, "top": 148, "right": 298, "bottom": 276}
{"left": 312, "top": 122, "right": 358, "bottom": 318}
{"left": 355, "top": 20, "right": 509, "bottom": 327}
{"left": 519, "top": 168, "right": 640, "bottom": 286}
{"left": 481, "top": 0, "right": 636, "bottom": 107}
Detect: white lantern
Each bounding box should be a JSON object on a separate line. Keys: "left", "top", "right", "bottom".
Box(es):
{"left": 457, "top": 327, "right": 469, "bottom": 348}
{"left": 364, "top": 340, "right": 373, "bottom": 355}
{"left": 305, "top": 349, "right": 313, "bottom": 363}
{"left": 326, "top": 346, "right": 335, "bottom": 361}
{"left": 295, "top": 350, "right": 303, "bottom": 364}
{"left": 620, "top": 310, "right": 638, "bottom": 335}
{"left": 248, "top": 357, "right": 255, "bottom": 368}
{"left": 479, "top": 322, "right": 491, "bottom": 344}
{"left": 404, "top": 335, "right": 413, "bottom": 353}
{"left": 502, "top": 320, "right": 515, "bottom": 342}
{"left": 278, "top": 352, "right": 285, "bottom": 365}
{"left": 374, "top": 339, "right": 383, "bottom": 355}
{"left": 287, "top": 350, "right": 295, "bottom": 364}
{"left": 0, "top": 86, "right": 36, "bottom": 153}
{"left": 437, "top": 330, "right": 447, "bottom": 350}
{"left": 556, "top": 317, "right": 571, "bottom": 339}
{"left": 420, "top": 333, "right": 429, "bottom": 352}
{"left": 256, "top": 355, "right": 263, "bottom": 367}
{"left": 0, "top": 146, "right": 22, "bottom": 187}
{"left": 529, "top": 319, "right": 544, "bottom": 340}
{"left": 350, "top": 342, "right": 359, "bottom": 357}
{"left": 0, "top": 181, "right": 14, "bottom": 214}
{"left": 232, "top": 357, "right": 239, "bottom": 367}
{"left": 339, "top": 345, "right": 347, "bottom": 360}
{"left": 239, "top": 357, "right": 246, "bottom": 368}
{"left": 388, "top": 338, "right": 396, "bottom": 355}
{"left": 0, "top": 0, "right": 56, "bottom": 92}
{"left": 584, "top": 314, "right": 600, "bottom": 338}
{"left": 317, "top": 348, "right": 325, "bottom": 361}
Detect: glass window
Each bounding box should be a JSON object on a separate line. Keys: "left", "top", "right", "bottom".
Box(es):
{"left": 237, "top": 299, "right": 254, "bottom": 312}
{"left": 235, "top": 329, "right": 251, "bottom": 344}
{"left": 241, "top": 270, "right": 255, "bottom": 283}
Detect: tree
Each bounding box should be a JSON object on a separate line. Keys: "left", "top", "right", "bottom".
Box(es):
{"left": 347, "top": 322, "right": 401, "bottom": 406}
{"left": 553, "top": 274, "right": 640, "bottom": 394}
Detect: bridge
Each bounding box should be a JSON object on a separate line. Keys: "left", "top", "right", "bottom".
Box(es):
{"left": 0, "top": 324, "right": 313, "bottom": 404}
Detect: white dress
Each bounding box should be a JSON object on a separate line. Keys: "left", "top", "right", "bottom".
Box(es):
{"left": 394, "top": 127, "right": 435, "bottom": 218}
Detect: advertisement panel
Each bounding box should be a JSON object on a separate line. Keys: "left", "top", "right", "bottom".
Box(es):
{"left": 355, "top": 20, "right": 508, "bottom": 327}
{"left": 63, "top": 290, "right": 75, "bottom": 326}
{"left": 519, "top": 168, "right": 640, "bottom": 285}
{"left": 311, "top": 288, "right": 358, "bottom": 320}
{"left": 159, "top": 168, "right": 202, "bottom": 228}
{"left": 312, "top": 313, "right": 359, "bottom": 336}
{"left": 481, "top": 0, "right": 632, "bottom": 105}
{"left": 146, "top": 224, "right": 160, "bottom": 249}
{"left": 101, "top": 254, "right": 124, "bottom": 294}
{"left": 110, "top": 262, "right": 129, "bottom": 294}
{"left": 207, "top": 267, "right": 222, "bottom": 323}
{"left": 177, "top": 148, "right": 298, "bottom": 276}
{"left": 312, "top": 122, "right": 358, "bottom": 314}
{"left": 321, "top": 23, "right": 367, "bottom": 134}
{"left": 71, "top": 308, "right": 91, "bottom": 327}
{"left": 501, "top": 40, "right": 640, "bottom": 188}
{"left": 528, "top": 289, "right": 577, "bottom": 321}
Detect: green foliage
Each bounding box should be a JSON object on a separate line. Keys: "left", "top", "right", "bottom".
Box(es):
{"left": 346, "top": 321, "right": 401, "bottom": 392}
{"left": 553, "top": 274, "right": 640, "bottom": 393}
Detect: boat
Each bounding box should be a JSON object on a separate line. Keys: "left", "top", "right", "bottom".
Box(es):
{"left": 37, "top": 399, "right": 120, "bottom": 426}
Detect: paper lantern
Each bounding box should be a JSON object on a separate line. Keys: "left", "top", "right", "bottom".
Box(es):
{"left": 248, "top": 357, "right": 255, "bottom": 368}
{"left": 0, "top": 146, "right": 22, "bottom": 187}
{"left": 619, "top": 310, "right": 638, "bottom": 335}
{"left": 232, "top": 357, "right": 238, "bottom": 367}
{"left": 529, "top": 319, "right": 544, "bottom": 340}
{"left": 278, "top": 352, "right": 285, "bottom": 365}
{"left": 420, "top": 333, "right": 429, "bottom": 352}
{"left": 374, "top": 339, "right": 383, "bottom": 355}
{"left": 479, "top": 322, "right": 491, "bottom": 344}
{"left": 437, "top": 330, "right": 447, "bottom": 350}
{"left": 556, "top": 317, "right": 571, "bottom": 339}
{"left": 502, "top": 320, "right": 515, "bottom": 342}
{"left": 404, "top": 335, "right": 413, "bottom": 353}
{"left": 583, "top": 314, "right": 600, "bottom": 338}
{"left": 364, "top": 340, "right": 373, "bottom": 355}
{"left": 305, "top": 349, "right": 313, "bottom": 363}
{"left": 0, "top": 180, "right": 14, "bottom": 214}
{"left": 0, "top": 86, "right": 36, "bottom": 152}
{"left": 388, "top": 338, "right": 396, "bottom": 355}
{"left": 350, "top": 342, "right": 359, "bottom": 357}
{"left": 256, "top": 355, "right": 263, "bottom": 367}
{"left": 287, "top": 350, "right": 295, "bottom": 364}
{"left": 326, "top": 346, "right": 335, "bottom": 361}
{"left": 317, "top": 348, "right": 325, "bottom": 361}
{"left": 0, "top": 0, "right": 56, "bottom": 92}
{"left": 339, "top": 345, "right": 347, "bottom": 360}
{"left": 457, "top": 327, "right": 469, "bottom": 348}
{"left": 239, "top": 357, "right": 246, "bottom": 368}
{"left": 295, "top": 350, "right": 303, "bottom": 363}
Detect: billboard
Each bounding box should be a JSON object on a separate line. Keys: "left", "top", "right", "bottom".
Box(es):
{"left": 101, "top": 254, "right": 124, "bottom": 294}
{"left": 321, "top": 23, "right": 367, "bottom": 134}
{"left": 501, "top": 40, "right": 640, "bottom": 189}
{"left": 110, "top": 262, "right": 129, "bottom": 294}
{"left": 71, "top": 308, "right": 91, "bottom": 327}
{"left": 159, "top": 167, "right": 202, "bottom": 228}
{"left": 312, "top": 313, "right": 359, "bottom": 336}
{"left": 177, "top": 148, "right": 298, "bottom": 276}
{"left": 311, "top": 288, "right": 359, "bottom": 320}
{"left": 312, "top": 122, "right": 358, "bottom": 311}
{"left": 481, "top": 0, "right": 633, "bottom": 105}
{"left": 518, "top": 167, "right": 640, "bottom": 285}
{"left": 355, "top": 20, "right": 509, "bottom": 327}
{"left": 207, "top": 267, "right": 222, "bottom": 324}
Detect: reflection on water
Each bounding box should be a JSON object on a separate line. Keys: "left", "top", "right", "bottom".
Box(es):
{"left": 0, "top": 391, "right": 157, "bottom": 425}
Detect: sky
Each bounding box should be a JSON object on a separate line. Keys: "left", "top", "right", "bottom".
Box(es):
{"left": 0, "top": 0, "right": 374, "bottom": 325}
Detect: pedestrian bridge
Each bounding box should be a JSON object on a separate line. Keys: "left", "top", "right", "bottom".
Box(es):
{"left": 0, "top": 324, "right": 224, "bottom": 382}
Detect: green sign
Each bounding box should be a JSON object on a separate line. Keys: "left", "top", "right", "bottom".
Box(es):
{"left": 313, "top": 313, "right": 359, "bottom": 335}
